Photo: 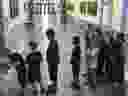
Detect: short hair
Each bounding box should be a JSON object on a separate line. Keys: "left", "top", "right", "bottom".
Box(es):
{"left": 96, "top": 27, "right": 102, "bottom": 36}
{"left": 28, "top": 41, "right": 38, "bottom": 49}
{"left": 72, "top": 36, "right": 80, "bottom": 41}
{"left": 46, "top": 28, "right": 55, "bottom": 37}
{"left": 117, "top": 33, "right": 125, "bottom": 41}
{"left": 72, "top": 36, "right": 80, "bottom": 44}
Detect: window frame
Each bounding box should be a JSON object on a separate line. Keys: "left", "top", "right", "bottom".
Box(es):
{"left": 9, "top": 0, "right": 19, "bottom": 19}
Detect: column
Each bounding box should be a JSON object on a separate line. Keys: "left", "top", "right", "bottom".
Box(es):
{"left": 60, "top": 0, "right": 67, "bottom": 32}
{"left": 9, "top": 0, "right": 19, "bottom": 19}
{"left": 0, "top": 0, "right": 9, "bottom": 65}
{"left": 56, "top": 0, "right": 64, "bottom": 32}
{"left": 48, "top": 0, "right": 57, "bottom": 27}
{"left": 41, "top": 0, "right": 50, "bottom": 87}
{"left": 102, "top": 0, "right": 112, "bottom": 27}
{"left": 0, "top": 0, "right": 6, "bottom": 49}
{"left": 19, "top": 0, "right": 27, "bottom": 23}
{"left": 97, "top": 0, "right": 103, "bottom": 25}
{"left": 3, "top": 0, "right": 9, "bottom": 48}
{"left": 3, "top": 0, "right": 9, "bottom": 17}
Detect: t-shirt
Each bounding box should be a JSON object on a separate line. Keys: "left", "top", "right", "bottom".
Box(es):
{"left": 70, "top": 46, "right": 81, "bottom": 64}
{"left": 26, "top": 51, "right": 43, "bottom": 71}
{"left": 8, "top": 52, "right": 25, "bottom": 72}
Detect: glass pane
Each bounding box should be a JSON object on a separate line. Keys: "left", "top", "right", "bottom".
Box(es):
{"left": 87, "top": 1, "right": 97, "bottom": 16}
{"left": 9, "top": 0, "right": 19, "bottom": 19}
{"left": 31, "top": 1, "right": 42, "bottom": 16}
{"left": 80, "top": 1, "right": 88, "bottom": 16}
{"left": 47, "top": 3, "right": 56, "bottom": 15}
{"left": 63, "top": 0, "right": 74, "bottom": 16}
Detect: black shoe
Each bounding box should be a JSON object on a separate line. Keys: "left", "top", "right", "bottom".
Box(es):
{"left": 72, "top": 80, "right": 80, "bottom": 89}
{"left": 32, "top": 89, "right": 38, "bottom": 96}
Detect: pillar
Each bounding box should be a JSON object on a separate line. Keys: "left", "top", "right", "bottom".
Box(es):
{"left": 97, "top": 0, "right": 104, "bottom": 25}
{"left": 102, "top": 0, "right": 112, "bottom": 27}
{"left": 3, "top": 0, "right": 9, "bottom": 49}
{"left": 0, "top": 0, "right": 8, "bottom": 51}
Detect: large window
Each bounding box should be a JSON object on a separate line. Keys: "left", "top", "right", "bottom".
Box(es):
{"left": 9, "top": 0, "right": 19, "bottom": 19}
{"left": 63, "top": 0, "right": 74, "bottom": 16}
{"left": 87, "top": 1, "right": 97, "bottom": 16}
{"left": 64, "top": 0, "right": 97, "bottom": 16}
{"left": 27, "top": 0, "right": 56, "bottom": 16}
{"left": 31, "top": 0, "right": 42, "bottom": 15}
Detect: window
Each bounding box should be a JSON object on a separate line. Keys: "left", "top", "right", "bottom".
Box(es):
{"left": 31, "top": 1, "right": 42, "bottom": 15}
{"left": 64, "top": 0, "right": 97, "bottom": 16}
{"left": 80, "top": 1, "right": 88, "bottom": 15}
{"left": 63, "top": 0, "right": 74, "bottom": 16}
{"left": 28, "top": 0, "right": 56, "bottom": 15}
{"left": 87, "top": 1, "right": 97, "bottom": 16}
{"left": 9, "top": 0, "right": 19, "bottom": 19}
{"left": 80, "top": 0, "right": 97, "bottom": 16}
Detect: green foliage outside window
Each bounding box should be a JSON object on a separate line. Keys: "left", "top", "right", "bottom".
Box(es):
{"left": 63, "top": 0, "right": 97, "bottom": 16}
{"left": 87, "top": 2, "right": 97, "bottom": 16}
{"left": 63, "top": 1, "right": 74, "bottom": 16}
{"left": 80, "top": 1, "right": 87, "bottom": 16}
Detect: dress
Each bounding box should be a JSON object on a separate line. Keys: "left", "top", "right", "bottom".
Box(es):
{"left": 46, "top": 40, "right": 59, "bottom": 82}
{"left": 70, "top": 46, "right": 81, "bottom": 80}
{"left": 26, "top": 51, "right": 42, "bottom": 83}
{"left": 111, "top": 39, "right": 124, "bottom": 83}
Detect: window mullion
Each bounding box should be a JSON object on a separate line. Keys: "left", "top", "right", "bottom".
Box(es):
{"left": 86, "top": 0, "right": 88, "bottom": 16}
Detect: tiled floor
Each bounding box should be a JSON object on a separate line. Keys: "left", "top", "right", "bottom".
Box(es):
{"left": 1, "top": 77, "right": 127, "bottom": 96}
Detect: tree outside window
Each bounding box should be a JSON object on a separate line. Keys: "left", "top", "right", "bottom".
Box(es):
{"left": 63, "top": 0, "right": 74, "bottom": 16}
{"left": 80, "top": 1, "right": 88, "bottom": 16}
{"left": 80, "top": 0, "right": 97, "bottom": 16}
{"left": 63, "top": 0, "right": 97, "bottom": 16}
{"left": 87, "top": 1, "right": 97, "bottom": 16}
